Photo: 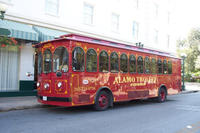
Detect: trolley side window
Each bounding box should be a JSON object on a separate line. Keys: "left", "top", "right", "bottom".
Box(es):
{"left": 43, "top": 49, "right": 52, "bottom": 73}
{"left": 151, "top": 58, "right": 157, "bottom": 74}
{"left": 53, "top": 47, "right": 69, "bottom": 72}
{"left": 38, "top": 51, "right": 42, "bottom": 75}
{"left": 110, "top": 52, "right": 119, "bottom": 73}
{"left": 157, "top": 59, "right": 163, "bottom": 74}
{"left": 120, "top": 53, "right": 128, "bottom": 73}
{"left": 86, "top": 49, "right": 97, "bottom": 72}
{"left": 129, "top": 54, "right": 136, "bottom": 73}
{"left": 99, "top": 51, "right": 109, "bottom": 72}
{"left": 72, "top": 47, "right": 85, "bottom": 72}
{"left": 168, "top": 61, "right": 172, "bottom": 74}
{"left": 144, "top": 56, "right": 150, "bottom": 74}
{"left": 163, "top": 60, "right": 168, "bottom": 74}
{"left": 137, "top": 56, "right": 143, "bottom": 73}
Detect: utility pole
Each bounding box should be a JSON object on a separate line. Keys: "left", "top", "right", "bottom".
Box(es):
{"left": 181, "top": 53, "right": 187, "bottom": 91}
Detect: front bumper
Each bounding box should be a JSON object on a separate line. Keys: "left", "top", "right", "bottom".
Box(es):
{"left": 37, "top": 95, "right": 72, "bottom": 102}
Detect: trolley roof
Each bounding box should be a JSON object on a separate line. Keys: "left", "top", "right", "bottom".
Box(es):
{"left": 35, "top": 34, "right": 179, "bottom": 59}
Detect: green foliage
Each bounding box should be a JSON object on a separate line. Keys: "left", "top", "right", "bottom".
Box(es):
{"left": 177, "top": 28, "right": 200, "bottom": 81}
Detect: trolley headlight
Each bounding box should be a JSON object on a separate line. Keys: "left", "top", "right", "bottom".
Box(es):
{"left": 57, "top": 82, "right": 62, "bottom": 88}
{"left": 37, "top": 82, "right": 40, "bottom": 87}
{"left": 44, "top": 83, "right": 49, "bottom": 89}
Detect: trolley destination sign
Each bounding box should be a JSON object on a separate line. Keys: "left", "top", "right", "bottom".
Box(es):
{"left": 113, "top": 76, "right": 157, "bottom": 85}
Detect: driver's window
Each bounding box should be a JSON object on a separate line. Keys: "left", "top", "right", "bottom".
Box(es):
{"left": 53, "top": 47, "right": 69, "bottom": 72}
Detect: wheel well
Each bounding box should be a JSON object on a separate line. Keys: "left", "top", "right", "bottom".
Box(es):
{"left": 159, "top": 85, "right": 168, "bottom": 95}
{"left": 96, "top": 87, "right": 114, "bottom": 107}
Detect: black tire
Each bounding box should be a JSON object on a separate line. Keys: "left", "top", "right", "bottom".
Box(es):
{"left": 157, "top": 87, "right": 167, "bottom": 103}
{"left": 94, "top": 91, "right": 110, "bottom": 111}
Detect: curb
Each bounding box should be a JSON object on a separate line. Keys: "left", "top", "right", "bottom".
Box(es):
{"left": 179, "top": 90, "right": 200, "bottom": 95}
{"left": 0, "top": 104, "right": 45, "bottom": 112}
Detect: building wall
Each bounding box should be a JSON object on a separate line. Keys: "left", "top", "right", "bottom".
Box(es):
{"left": 19, "top": 43, "right": 34, "bottom": 81}
{"left": 2, "top": 0, "right": 176, "bottom": 53}
{"left": 0, "top": 0, "right": 176, "bottom": 96}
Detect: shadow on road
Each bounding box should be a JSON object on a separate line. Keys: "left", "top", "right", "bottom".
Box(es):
{"left": 41, "top": 98, "right": 177, "bottom": 114}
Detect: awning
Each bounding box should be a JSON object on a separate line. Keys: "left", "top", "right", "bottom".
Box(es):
{"left": 0, "top": 20, "right": 38, "bottom": 41}
{"left": 33, "top": 26, "right": 67, "bottom": 42}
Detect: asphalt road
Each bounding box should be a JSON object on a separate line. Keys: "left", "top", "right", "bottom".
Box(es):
{"left": 1, "top": 92, "right": 200, "bottom": 133}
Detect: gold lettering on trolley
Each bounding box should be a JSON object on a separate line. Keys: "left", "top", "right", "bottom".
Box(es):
{"left": 113, "top": 76, "right": 136, "bottom": 84}
{"left": 113, "top": 76, "right": 157, "bottom": 87}
{"left": 96, "top": 48, "right": 100, "bottom": 55}
{"left": 43, "top": 43, "right": 53, "bottom": 49}
{"left": 74, "top": 87, "right": 95, "bottom": 92}
{"left": 108, "top": 50, "right": 111, "bottom": 55}
{"left": 76, "top": 42, "right": 82, "bottom": 46}
{"left": 130, "top": 82, "right": 146, "bottom": 87}
{"left": 84, "top": 46, "right": 87, "bottom": 53}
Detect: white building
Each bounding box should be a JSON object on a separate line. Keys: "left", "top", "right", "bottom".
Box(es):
{"left": 0, "top": 0, "right": 175, "bottom": 96}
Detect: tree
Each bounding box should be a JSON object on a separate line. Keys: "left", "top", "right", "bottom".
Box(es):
{"left": 177, "top": 28, "right": 200, "bottom": 75}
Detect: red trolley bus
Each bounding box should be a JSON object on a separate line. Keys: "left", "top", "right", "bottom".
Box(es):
{"left": 35, "top": 34, "right": 181, "bottom": 110}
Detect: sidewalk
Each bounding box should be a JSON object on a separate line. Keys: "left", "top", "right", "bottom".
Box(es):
{"left": 181, "top": 82, "right": 200, "bottom": 94}
{"left": 0, "top": 82, "right": 200, "bottom": 112}
{"left": 0, "top": 96, "right": 43, "bottom": 112}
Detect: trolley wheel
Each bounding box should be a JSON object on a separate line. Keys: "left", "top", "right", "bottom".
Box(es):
{"left": 94, "top": 91, "right": 110, "bottom": 111}
{"left": 157, "top": 87, "right": 167, "bottom": 102}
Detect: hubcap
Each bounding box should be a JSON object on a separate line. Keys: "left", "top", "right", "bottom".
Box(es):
{"left": 99, "top": 94, "right": 108, "bottom": 108}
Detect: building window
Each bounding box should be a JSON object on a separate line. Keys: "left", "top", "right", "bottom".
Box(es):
{"left": 167, "top": 12, "right": 170, "bottom": 24}
{"left": 111, "top": 13, "right": 119, "bottom": 32}
{"left": 0, "top": 46, "right": 19, "bottom": 91}
{"left": 99, "top": 51, "right": 109, "bottom": 72}
{"left": 1, "top": 0, "right": 11, "bottom": 3}
{"left": 167, "top": 35, "right": 170, "bottom": 48}
{"left": 154, "top": 3, "right": 159, "bottom": 17}
{"left": 110, "top": 52, "right": 119, "bottom": 72}
{"left": 72, "top": 47, "right": 85, "bottom": 72}
{"left": 86, "top": 49, "right": 97, "bottom": 72}
{"left": 154, "top": 29, "right": 158, "bottom": 44}
{"left": 134, "top": 0, "right": 139, "bottom": 9}
{"left": 45, "top": 0, "right": 59, "bottom": 16}
{"left": 132, "top": 21, "right": 139, "bottom": 40}
{"left": 83, "top": 3, "right": 94, "bottom": 25}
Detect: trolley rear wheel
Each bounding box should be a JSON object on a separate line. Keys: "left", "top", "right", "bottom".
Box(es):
{"left": 94, "top": 91, "right": 110, "bottom": 111}
{"left": 157, "top": 87, "right": 167, "bottom": 102}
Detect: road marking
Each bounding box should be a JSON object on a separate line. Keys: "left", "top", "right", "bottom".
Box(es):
{"left": 176, "top": 105, "right": 200, "bottom": 112}
{"left": 186, "top": 125, "right": 192, "bottom": 129}
{"left": 176, "top": 121, "right": 200, "bottom": 133}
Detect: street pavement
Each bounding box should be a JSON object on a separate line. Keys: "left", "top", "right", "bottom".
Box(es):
{"left": 0, "top": 82, "right": 200, "bottom": 112}
{"left": 0, "top": 90, "right": 200, "bottom": 133}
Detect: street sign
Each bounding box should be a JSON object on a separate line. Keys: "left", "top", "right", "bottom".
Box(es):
{"left": 0, "top": 28, "right": 11, "bottom": 36}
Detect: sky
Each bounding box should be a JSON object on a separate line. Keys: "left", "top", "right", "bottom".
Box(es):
{"left": 172, "top": 0, "right": 200, "bottom": 39}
